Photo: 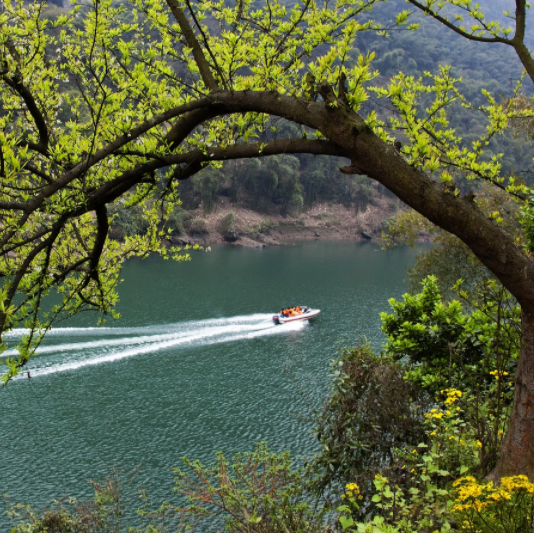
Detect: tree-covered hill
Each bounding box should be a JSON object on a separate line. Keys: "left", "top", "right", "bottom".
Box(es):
{"left": 155, "top": 0, "right": 533, "bottom": 223}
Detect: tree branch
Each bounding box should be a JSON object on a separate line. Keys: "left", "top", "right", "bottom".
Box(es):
{"left": 3, "top": 38, "right": 50, "bottom": 155}
{"left": 406, "top": 0, "right": 509, "bottom": 44}
{"left": 165, "top": 0, "right": 220, "bottom": 92}
{"left": 406, "top": 0, "right": 534, "bottom": 84}
{"left": 87, "top": 138, "right": 347, "bottom": 207}
{"left": 21, "top": 97, "right": 215, "bottom": 214}
{"left": 90, "top": 205, "right": 109, "bottom": 280}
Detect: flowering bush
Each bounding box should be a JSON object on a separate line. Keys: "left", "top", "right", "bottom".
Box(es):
{"left": 419, "top": 389, "right": 481, "bottom": 478}
{"left": 335, "top": 389, "right": 507, "bottom": 533}
{"left": 452, "top": 475, "right": 534, "bottom": 533}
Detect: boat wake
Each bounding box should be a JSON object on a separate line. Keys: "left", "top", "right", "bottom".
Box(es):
{"left": 6, "top": 314, "right": 305, "bottom": 379}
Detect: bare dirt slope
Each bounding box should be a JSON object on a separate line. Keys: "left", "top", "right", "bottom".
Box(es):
{"left": 168, "top": 197, "right": 400, "bottom": 248}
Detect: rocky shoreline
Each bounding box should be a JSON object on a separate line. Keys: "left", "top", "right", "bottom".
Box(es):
{"left": 164, "top": 198, "right": 399, "bottom": 249}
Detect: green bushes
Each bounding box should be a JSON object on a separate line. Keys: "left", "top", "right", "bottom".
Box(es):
{"left": 8, "top": 479, "right": 121, "bottom": 533}
{"left": 311, "top": 343, "right": 430, "bottom": 502}
{"left": 336, "top": 393, "right": 534, "bottom": 533}
{"left": 171, "top": 443, "right": 328, "bottom": 533}
{"left": 166, "top": 208, "right": 192, "bottom": 235}
{"left": 218, "top": 211, "right": 238, "bottom": 241}
{"left": 189, "top": 218, "right": 207, "bottom": 234}
{"left": 381, "top": 276, "right": 518, "bottom": 394}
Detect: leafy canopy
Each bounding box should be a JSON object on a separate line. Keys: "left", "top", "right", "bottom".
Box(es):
{"left": 1, "top": 0, "right": 533, "bottom": 384}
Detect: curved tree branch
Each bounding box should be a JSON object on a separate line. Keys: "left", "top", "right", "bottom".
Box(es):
{"left": 406, "top": 0, "right": 510, "bottom": 44}
{"left": 88, "top": 138, "right": 348, "bottom": 207}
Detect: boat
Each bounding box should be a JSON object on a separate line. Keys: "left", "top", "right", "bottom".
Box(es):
{"left": 272, "top": 306, "right": 321, "bottom": 325}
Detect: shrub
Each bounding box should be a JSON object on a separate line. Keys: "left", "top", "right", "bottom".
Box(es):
{"left": 311, "top": 342, "right": 430, "bottom": 505}
{"left": 166, "top": 207, "right": 191, "bottom": 235}
{"left": 381, "top": 276, "right": 518, "bottom": 396}
{"left": 381, "top": 276, "right": 516, "bottom": 476}
{"left": 189, "top": 218, "right": 207, "bottom": 234}
{"left": 172, "top": 443, "right": 329, "bottom": 533}
{"left": 218, "top": 212, "right": 238, "bottom": 241}
{"left": 337, "top": 390, "right": 482, "bottom": 533}
{"left": 7, "top": 479, "right": 121, "bottom": 533}
{"left": 336, "top": 387, "right": 521, "bottom": 533}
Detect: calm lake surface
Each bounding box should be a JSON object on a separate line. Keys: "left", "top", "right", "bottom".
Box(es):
{"left": 1, "top": 241, "right": 417, "bottom": 526}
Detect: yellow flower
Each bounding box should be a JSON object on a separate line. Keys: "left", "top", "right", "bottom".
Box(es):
{"left": 453, "top": 476, "right": 476, "bottom": 486}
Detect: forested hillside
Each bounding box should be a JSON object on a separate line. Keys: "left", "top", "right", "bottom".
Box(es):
{"left": 118, "top": 0, "right": 533, "bottom": 228}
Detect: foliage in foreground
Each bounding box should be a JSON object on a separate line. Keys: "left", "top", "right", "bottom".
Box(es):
{"left": 7, "top": 479, "right": 123, "bottom": 533}
{"left": 8, "top": 444, "right": 329, "bottom": 533}
{"left": 170, "top": 443, "right": 328, "bottom": 533}
{"left": 311, "top": 343, "right": 430, "bottom": 499}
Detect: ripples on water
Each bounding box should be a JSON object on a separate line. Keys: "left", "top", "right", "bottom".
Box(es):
{"left": 0, "top": 242, "right": 417, "bottom": 528}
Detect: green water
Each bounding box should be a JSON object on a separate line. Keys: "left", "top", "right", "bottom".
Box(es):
{"left": 1, "top": 241, "right": 416, "bottom": 526}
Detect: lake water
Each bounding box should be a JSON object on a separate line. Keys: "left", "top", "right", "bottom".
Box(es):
{"left": 0, "top": 241, "right": 417, "bottom": 527}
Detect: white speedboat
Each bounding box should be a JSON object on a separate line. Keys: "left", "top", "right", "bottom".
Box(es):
{"left": 272, "top": 307, "right": 321, "bottom": 325}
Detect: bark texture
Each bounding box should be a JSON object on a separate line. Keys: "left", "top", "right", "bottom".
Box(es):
{"left": 492, "top": 311, "right": 534, "bottom": 479}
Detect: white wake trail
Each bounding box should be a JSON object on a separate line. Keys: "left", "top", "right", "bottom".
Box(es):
{"left": 4, "top": 320, "right": 274, "bottom": 356}
{"left": 30, "top": 320, "right": 303, "bottom": 377}
{"left": 4, "top": 314, "right": 274, "bottom": 338}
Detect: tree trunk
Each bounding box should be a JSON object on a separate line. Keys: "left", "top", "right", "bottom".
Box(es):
{"left": 492, "top": 310, "right": 534, "bottom": 479}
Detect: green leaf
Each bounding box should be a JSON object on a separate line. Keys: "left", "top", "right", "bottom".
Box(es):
{"left": 339, "top": 516, "right": 354, "bottom": 530}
